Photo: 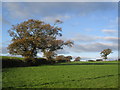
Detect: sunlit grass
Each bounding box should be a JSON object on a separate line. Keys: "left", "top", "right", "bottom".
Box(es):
{"left": 2, "top": 63, "right": 118, "bottom": 88}
{"left": 1, "top": 56, "right": 23, "bottom": 60}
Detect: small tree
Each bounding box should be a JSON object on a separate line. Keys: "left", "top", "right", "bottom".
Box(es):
{"left": 100, "top": 48, "right": 112, "bottom": 61}
{"left": 74, "top": 57, "right": 81, "bottom": 62}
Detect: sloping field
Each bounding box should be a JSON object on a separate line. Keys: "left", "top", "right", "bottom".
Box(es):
{"left": 2, "top": 62, "right": 119, "bottom": 88}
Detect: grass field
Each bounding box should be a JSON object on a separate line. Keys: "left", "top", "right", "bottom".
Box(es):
{"left": 2, "top": 61, "right": 119, "bottom": 88}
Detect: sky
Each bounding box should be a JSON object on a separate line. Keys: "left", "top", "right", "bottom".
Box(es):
{"left": 1, "top": 1, "right": 119, "bottom": 60}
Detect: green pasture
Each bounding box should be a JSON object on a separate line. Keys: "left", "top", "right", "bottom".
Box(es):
{"left": 2, "top": 62, "right": 119, "bottom": 88}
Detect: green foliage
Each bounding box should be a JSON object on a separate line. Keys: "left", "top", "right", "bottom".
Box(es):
{"left": 2, "top": 57, "right": 26, "bottom": 68}
{"left": 2, "top": 62, "right": 118, "bottom": 88}
{"left": 2, "top": 56, "right": 55, "bottom": 68}
{"left": 100, "top": 48, "right": 112, "bottom": 61}
{"left": 96, "top": 59, "right": 103, "bottom": 61}
{"left": 88, "top": 60, "right": 95, "bottom": 62}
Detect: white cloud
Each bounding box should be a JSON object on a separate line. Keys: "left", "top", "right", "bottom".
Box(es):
{"left": 97, "top": 36, "right": 119, "bottom": 43}
{"left": 68, "top": 33, "right": 118, "bottom": 43}
{"left": 71, "top": 34, "right": 96, "bottom": 42}
{"left": 56, "top": 49, "right": 70, "bottom": 54}
{"left": 102, "top": 29, "right": 117, "bottom": 33}
{"left": 1, "top": 47, "right": 8, "bottom": 54}
{"left": 70, "top": 42, "right": 118, "bottom": 53}
{"left": 101, "top": 29, "right": 118, "bottom": 36}
{"left": 103, "top": 37, "right": 119, "bottom": 42}
{"left": 3, "top": 2, "right": 117, "bottom": 21}
{"left": 42, "top": 15, "right": 71, "bottom": 23}
{"left": 3, "top": 3, "right": 31, "bottom": 19}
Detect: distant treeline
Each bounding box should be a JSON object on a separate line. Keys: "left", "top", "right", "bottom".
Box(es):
{"left": 2, "top": 55, "right": 73, "bottom": 68}
{"left": 2, "top": 56, "right": 119, "bottom": 68}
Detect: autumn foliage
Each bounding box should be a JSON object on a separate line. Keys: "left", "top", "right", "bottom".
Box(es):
{"left": 7, "top": 19, "right": 73, "bottom": 60}
{"left": 55, "top": 55, "right": 72, "bottom": 62}
{"left": 74, "top": 57, "right": 81, "bottom": 61}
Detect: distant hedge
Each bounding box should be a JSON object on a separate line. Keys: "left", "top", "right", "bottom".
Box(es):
{"left": 56, "top": 60, "right": 68, "bottom": 63}
{"left": 96, "top": 59, "right": 103, "bottom": 61}
{"left": 2, "top": 58, "right": 26, "bottom": 68}
{"left": 88, "top": 60, "right": 95, "bottom": 62}
{"left": 2, "top": 56, "right": 56, "bottom": 68}
{"left": 24, "top": 58, "right": 56, "bottom": 66}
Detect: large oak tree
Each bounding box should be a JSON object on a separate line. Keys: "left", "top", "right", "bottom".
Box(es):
{"left": 7, "top": 19, "right": 73, "bottom": 60}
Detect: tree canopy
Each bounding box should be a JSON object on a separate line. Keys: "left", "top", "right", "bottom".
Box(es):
{"left": 100, "top": 48, "right": 112, "bottom": 61}
{"left": 7, "top": 19, "right": 73, "bottom": 60}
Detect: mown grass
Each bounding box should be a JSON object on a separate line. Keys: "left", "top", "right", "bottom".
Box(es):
{"left": 2, "top": 62, "right": 118, "bottom": 88}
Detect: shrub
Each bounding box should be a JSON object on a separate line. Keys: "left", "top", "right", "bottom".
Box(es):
{"left": 31, "top": 58, "right": 47, "bottom": 65}
{"left": 24, "top": 58, "right": 56, "bottom": 66}
{"left": 74, "top": 57, "right": 81, "bottom": 62}
{"left": 56, "top": 60, "right": 67, "bottom": 63}
{"left": 2, "top": 56, "right": 56, "bottom": 68}
{"left": 96, "top": 59, "right": 103, "bottom": 61}
{"left": 24, "top": 57, "right": 39, "bottom": 66}
{"left": 88, "top": 60, "right": 95, "bottom": 62}
{"left": 2, "top": 58, "right": 26, "bottom": 68}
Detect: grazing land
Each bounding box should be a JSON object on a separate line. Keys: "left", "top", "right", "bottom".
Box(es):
{"left": 2, "top": 60, "right": 119, "bottom": 88}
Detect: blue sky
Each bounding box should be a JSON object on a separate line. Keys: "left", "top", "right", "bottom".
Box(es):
{"left": 1, "top": 2, "right": 118, "bottom": 60}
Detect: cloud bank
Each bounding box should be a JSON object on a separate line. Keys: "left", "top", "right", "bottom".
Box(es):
{"left": 3, "top": 2, "right": 117, "bottom": 23}
{"left": 71, "top": 42, "right": 118, "bottom": 53}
